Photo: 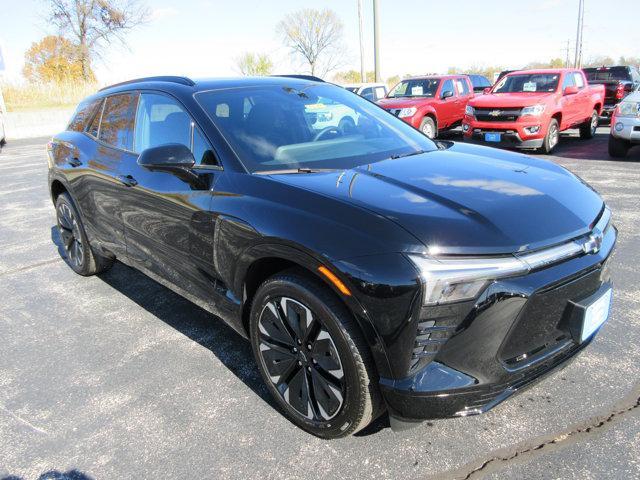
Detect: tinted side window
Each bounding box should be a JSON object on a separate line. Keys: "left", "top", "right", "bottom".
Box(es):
{"left": 361, "top": 87, "right": 374, "bottom": 100}
{"left": 99, "top": 93, "right": 137, "bottom": 150}
{"left": 455, "top": 78, "right": 470, "bottom": 95}
{"left": 86, "top": 99, "right": 104, "bottom": 138}
{"left": 441, "top": 79, "right": 455, "bottom": 97}
{"left": 68, "top": 98, "right": 101, "bottom": 132}
{"left": 135, "top": 93, "right": 191, "bottom": 152}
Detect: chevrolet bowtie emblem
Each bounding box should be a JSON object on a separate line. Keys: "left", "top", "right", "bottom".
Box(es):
{"left": 488, "top": 110, "right": 502, "bottom": 117}
{"left": 582, "top": 232, "right": 603, "bottom": 254}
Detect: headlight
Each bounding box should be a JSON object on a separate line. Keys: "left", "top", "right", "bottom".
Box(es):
{"left": 398, "top": 107, "right": 417, "bottom": 118}
{"left": 616, "top": 101, "right": 640, "bottom": 118}
{"left": 465, "top": 105, "right": 474, "bottom": 116}
{"left": 521, "top": 104, "right": 546, "bottom": 116}
{"left": 407, "top": 255, "right": 527, "bottom": 305}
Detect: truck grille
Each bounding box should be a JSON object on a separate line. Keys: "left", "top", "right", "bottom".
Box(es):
{"left": 474, "top": 107, "right": 522, "bottom": 122}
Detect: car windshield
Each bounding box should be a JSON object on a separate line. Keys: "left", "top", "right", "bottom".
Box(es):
{"left": 493, "top": 73, "right": 560, "bottom": 93}
{"left": 584, "top": 67, "right": 632, "bottom": 82}
{"left": 388, "top": 79, "right": 440, "bottom": 98}
{"left": 195, "top": 83, "right": 436, "bottom": 173}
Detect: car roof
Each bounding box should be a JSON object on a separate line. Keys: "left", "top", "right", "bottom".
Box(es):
{"left": 506, "top": 68, "right": 575, "bottom": 76}
{"left": 95, "top": 75, "right": 325, "bottom": 98}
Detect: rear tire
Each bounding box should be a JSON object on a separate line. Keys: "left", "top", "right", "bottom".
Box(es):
{"left": 419, "top": 116, "right": 437, "bottom": 139}
{"left": 55, "top": 193, "right": 114, "bottom": 276}
{"left": 540, "top": 118, "right": 560, "bottom": 154}
{"left": 579, "top": 110, "right": 598, "bottom": 139}
{"left": 608, "top": 135, "right": 630, "bottom": 159}
{"left": 249, "top": 269, "right": 382, "bottom": 439}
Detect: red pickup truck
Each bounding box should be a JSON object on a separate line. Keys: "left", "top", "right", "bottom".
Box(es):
{"left": 463, "top": 69, "right": 605, "bottom": 153}
{"left": 378, "top": 75, "right": 474, "bottom": 138}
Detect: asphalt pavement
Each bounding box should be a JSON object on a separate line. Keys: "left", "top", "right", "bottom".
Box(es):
{"left": 1, "top": 129, "right": 639, "bottom": 479}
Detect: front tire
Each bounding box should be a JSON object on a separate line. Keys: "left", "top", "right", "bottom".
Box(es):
{"left": 55, "top": 193, "right": 113, "bottom": 276}
{"left": 249, "top": 270, "right": 382, "bottom": 438}
{"left": 579, "top": 109, "right": 598, "bottom": 139}
{"left": 608, "top": 135, "right": 630, "bottom": 158}
{"left": 540, "top": 118, "right": 560, "bottom": 154}
{"left": 419, "top": 116, "right": 437, "bottom": 139}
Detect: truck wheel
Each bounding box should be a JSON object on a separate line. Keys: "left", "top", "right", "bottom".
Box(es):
{"left": 608, "top": 136, "right": 630, "bottom": 159}
{"left": 579, "top": 110, "right": 598, "bottom": 139}
{"left": 419, "top": 117, "right": 436, "bottom": 139}
{"left": 540, "top": 119, "right": 560, "bottom": 154}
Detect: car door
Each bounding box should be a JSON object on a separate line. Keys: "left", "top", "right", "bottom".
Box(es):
{"left": 70, "top": 93, "right": 138, "bottom": 257}
{"left": 572, "top": 71, "right": 590, "bottom": 122}
{"left": 437, "top": 79, "right": 457, "bottom": 127}
{"left": 117, "top": 91, "right": 222, "bottom": 306}
{"left": 560, "top": 72, "right": 578, "bottom": 127}
{"left": 453, "top": 77, "right": 473, "bottom": 123}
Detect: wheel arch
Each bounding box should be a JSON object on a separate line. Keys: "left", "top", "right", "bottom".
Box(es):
{"left": 235, "top": 243, "right": 391, "bottom": 377}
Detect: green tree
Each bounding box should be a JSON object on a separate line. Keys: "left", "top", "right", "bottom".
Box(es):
{"left": 235, "top": 52, "right": 274, "bottom": 76}
{"left": 277, "top": 8, "right": 345, "bottom": 77}
{"left": 23, "top": 35, "right": 90, "bottom": 83}
{"left": 49, "top": 0, "right": 150, "bottom": 81}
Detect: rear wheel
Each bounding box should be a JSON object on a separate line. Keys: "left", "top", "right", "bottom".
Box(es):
{"left": 579, "top": 109, "right": 598, "bottom": 139}
{"left": 540, "top": 118, "right": 560, "bottom": 154}
{"left": 249, "top": 270, "right": 382, "bottom": 438}
{"left": 55, "top": 193, "right": 113, "bottom": 276}
{"left": 419, "top": 116, "right": 437, "bottom": 139}
{"left": 608, "top": 135, "right": 630, "bottom": 159}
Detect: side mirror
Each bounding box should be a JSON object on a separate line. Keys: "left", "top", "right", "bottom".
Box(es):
{"left": 441, "top": 90, "right": 454, "bottom": 99}
{"left": 138, "top": 143, "right": 195, "bottom": 170}
{"left": 563, "top": 85, "right": 579, "bottom": 95}
{"left": 483, "top": 87, "right": 492, "bottom": 94}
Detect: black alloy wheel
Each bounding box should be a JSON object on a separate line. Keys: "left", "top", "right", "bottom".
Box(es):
{"left": 250, "top": 270, "right": 382, "bottom": 438}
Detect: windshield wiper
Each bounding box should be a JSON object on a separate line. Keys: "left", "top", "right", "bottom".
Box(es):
{"left": 389, "top": 149, "right": 427, "bottom": 160}
{"left": 254, "top": 168, "right": 337, "bottom": 175}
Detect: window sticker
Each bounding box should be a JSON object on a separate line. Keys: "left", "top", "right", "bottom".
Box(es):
{"left": 411, "top": 86, "right": 424, "bottom": 96}
{"left": 523, "top": 82, "right": 537, "bottom": 92}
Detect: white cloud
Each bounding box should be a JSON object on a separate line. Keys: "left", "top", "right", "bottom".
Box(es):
{"left": 150, "top": 7, "right": 179, "bottom": 22}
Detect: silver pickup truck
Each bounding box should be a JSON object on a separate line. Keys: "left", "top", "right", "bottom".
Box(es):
{"left": 609, "top": 86, "right": 640, "bottom": 157}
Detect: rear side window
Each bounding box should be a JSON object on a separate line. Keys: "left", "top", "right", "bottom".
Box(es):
{"left": 68, "top": 98, "right": 102, "bottom": 132}
{"left": 86, "top": 99, "right": 104, "bottom": 138}
{"left": 455, "top": 78, "right": 470, "bottom": 95}
{"left": 562, "top": 73, "right": 575, "bottom": 89}
{"left": 99, "top": 93, "right": 138, "bottom": 150}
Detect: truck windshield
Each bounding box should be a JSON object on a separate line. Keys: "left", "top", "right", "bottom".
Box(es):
{"left": 388, "top": 79, "right": 440, "bottom": 98}
{"left": 493, "top": 73, "right": 560, "bottom": 93}
{"left": 195, "top": 83, "right": 436, "bottom": 173}
{"left": 583, "top": 67, "right": 631, "bottom": 82}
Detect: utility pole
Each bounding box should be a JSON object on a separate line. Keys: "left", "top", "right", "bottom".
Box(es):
{"left": 564, "top": 39, "right": 571, "bottom": 68}
{"left": 373, "top": 0, "right": 381, "bottom": 82}
{"left": 574, "top": 0, "right": 585, "bottom": 68}
{"left": 357, "top": 0, "right": 366, "bottom": 83}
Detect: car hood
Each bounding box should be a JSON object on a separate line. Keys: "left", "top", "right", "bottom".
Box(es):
{"left": 470, "top": 92, "right": 555, "bottom": 108}
{"left": 269, "top": 142, "right": 603, "bottom": 255}
{"left": 377, "top": 97, "right": 436, "bottom": 109}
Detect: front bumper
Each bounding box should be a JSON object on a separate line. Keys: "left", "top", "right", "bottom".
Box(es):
{"left": 462, "top": 116, "right": 546, "bottom": 149}
{"left": 380, "top": 221, "right": 617, "bottom": 424}
{"left": 610, "top": 115, "right": 640, "bottom": 144}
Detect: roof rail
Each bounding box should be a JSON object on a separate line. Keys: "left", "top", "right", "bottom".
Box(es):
{"left": 272, "top": 74, "right": 325, "bottom": 83}
{"left": 99, "top": 76, "right": 195, "bottom": 91}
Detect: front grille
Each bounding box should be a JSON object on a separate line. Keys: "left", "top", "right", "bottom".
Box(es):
{"left": 474, "top": 107, "right": 522, "bottom": 122}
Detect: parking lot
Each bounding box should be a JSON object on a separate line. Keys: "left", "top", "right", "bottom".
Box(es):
{"left": 1, "top": 130, "right": 639, "bottom": 479}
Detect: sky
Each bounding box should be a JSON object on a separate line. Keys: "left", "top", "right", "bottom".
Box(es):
{"left": 1, "top": 0, "right": 639, "bottom": 85}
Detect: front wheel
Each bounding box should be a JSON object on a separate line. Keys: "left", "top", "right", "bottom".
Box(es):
{"left": 608, "top": 135, "right": 630, "bottom": 158}
{"left": 419, "top": 116, "right": 437, "bottom": 139}
{"left": 579, "top": 109, "right": 598, "bottom": 139}
{"left": 540, "top": 118, "right": 560, "bottom": 154}
{"left": 249, "top": 270, "right": 382, "bottom": 438}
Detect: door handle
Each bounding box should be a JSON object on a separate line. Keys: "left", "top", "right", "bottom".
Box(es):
{"left": 67, "top": 157, "right": 82, "bottom": 167}
{"left": 116, "top": 174, "right": 138, "bottom": 187}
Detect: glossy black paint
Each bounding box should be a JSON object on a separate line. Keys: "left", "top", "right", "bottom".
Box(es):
{"left": 48, "top": 76, "right": 615, "bottom": 425}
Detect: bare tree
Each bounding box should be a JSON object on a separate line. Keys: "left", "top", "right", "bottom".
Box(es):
{"left": 235, "top": 52, "right": 274, "bottom": 76}
{"left": 277, "top": 8, "right": 345, "bottom": 77}
{"left": 48, "top": 0, "right": 150, "bottom": 81}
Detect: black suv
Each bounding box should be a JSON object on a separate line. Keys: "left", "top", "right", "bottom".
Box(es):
{"left": 48, "top": 75, "right": 616, "bottom": 438}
